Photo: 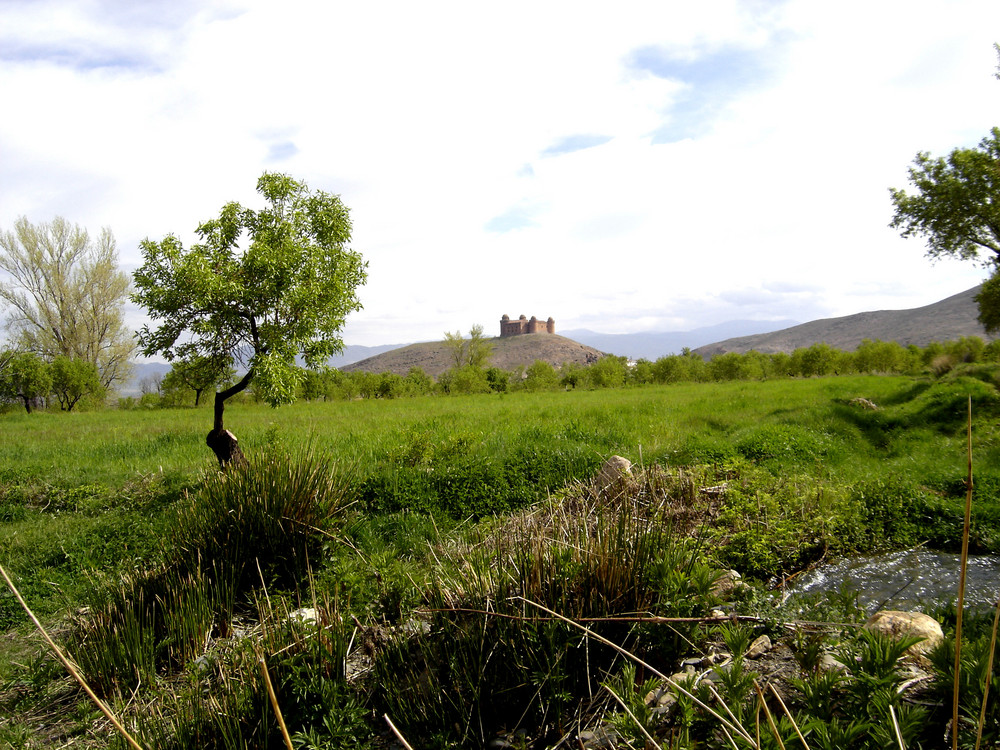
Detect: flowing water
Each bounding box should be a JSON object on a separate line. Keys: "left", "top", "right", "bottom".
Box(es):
{"left": 785, "top": 548, "right": 1000, "bottom": 615}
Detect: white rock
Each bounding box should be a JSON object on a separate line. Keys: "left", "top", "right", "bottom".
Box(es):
{"left": 864, "top": 610, "right": 944, "bottom": 658}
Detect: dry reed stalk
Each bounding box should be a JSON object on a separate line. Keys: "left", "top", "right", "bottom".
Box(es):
{"left": 890, "top": 704, "right": 907, "bottom": 750}
{"left": 260, "top": 656, "right": 294, "bottom": 750}
{"left": 754, "top": 682, "right": 785, "bottom": 750}
{"left": 768, "top": 683, "right": 810, "bottom": 750}
{"left": 603, "top": 684, "right": 659, "bottom": 747}
{"left": 0, "top": 561, "right": 146, "bottom": 750}
{"left": 516, "top": 596, "right": 757, "bottom": 748}
{"left": 384, "top": 713, "right": 417, "bottom": 750}
{"left": 953, "top": 397, "right": 974, "bottom": 750}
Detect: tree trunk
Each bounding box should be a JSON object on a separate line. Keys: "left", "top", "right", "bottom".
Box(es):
{"left": 206, "top": 370, "right": 253, "bottom": 469}
{"left": 206, "top": 425, "right": 246, "bottom": 469}
{"left": 20, "top": 396, "right": 31, "bottom": 414}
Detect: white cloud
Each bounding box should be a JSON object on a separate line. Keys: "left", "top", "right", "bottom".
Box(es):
{"left": 0, "top": 0, "right": 998, "bottom": 347}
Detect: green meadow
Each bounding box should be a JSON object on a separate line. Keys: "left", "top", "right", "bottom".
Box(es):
{"left": 3, "top": 371, "right": 1000, "bottom": 747}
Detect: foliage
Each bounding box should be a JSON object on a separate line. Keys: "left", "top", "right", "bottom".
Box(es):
{"left": 890, "top": 125, "right": 1000, "bottom": 330}
{"left": 0, "top": 216, "right": 134, "bottom": 390}
{"left": 890, "top": 126, "right": 1000, "bottom": 265}
{"left": 161, "top": 355, "right": 234, "bottom": 407}
{"left": 0, "top": 350, "right": 51, "bottom": 413}
{"left": 169, "top": 449, "right": 355, "bottom": 591}
{"left": 49, "top": 355, "right": 102, "bottom": 411}
{"left": 132, "top": 172, "right": 367, "bottom": 463}
{"left": 521, "top": 358, "right": 561, "bottom": 391}
{"left": 437, "top": 364, "right": 491, "bottom": 394}
{"left": 374, "top": 488, "right": 723, "bottom": 746}
{"left": 442, "top": 324, "right": 494, "bottom": 370}
{"left": 6, "top": 371, "right": 1000, "bottom": 746}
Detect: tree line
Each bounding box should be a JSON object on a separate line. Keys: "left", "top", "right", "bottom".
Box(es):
{"left": 105, "top": 334, "right": 1000, "bottom": 410}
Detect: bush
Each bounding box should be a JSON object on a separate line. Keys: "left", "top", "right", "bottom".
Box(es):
{"left": 169, "top": 450, "right": 355, "bottom": 590}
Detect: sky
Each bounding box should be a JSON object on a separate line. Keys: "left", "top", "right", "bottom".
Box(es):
{"left": 2, "top": 0, "right": 1000, "bottom": 348}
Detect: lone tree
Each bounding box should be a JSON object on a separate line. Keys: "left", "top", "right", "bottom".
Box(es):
{"left": 442, "top": 324, "right": 494, "bottom": 370}
{"left": 0, "top": 350, "right": 51, "bottom": 413}
{"left": 890, "top": 46, "right": 1000, "bottom": 330}
{"left": 133, "top": 172, "right": 367, "bottom": 466}
{"left": 0, "top": 216, "right": 134, "bottom": 390}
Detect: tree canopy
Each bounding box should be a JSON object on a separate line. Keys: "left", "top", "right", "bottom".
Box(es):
{"left": 889, "top": 47, "right": 1000, "bottom": 331}
{"left": 0, "top": 216, "right": 134, "bottom": 389}
{"left": 132, "top": 172, "right": 367, "bottom": 465}
{"left": 889, "top": 127, "right": 1000, "bottom": 265}
{"left": 0, "top": 350, "right": 51, "bottom": 413}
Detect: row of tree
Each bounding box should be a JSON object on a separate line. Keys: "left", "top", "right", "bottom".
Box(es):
{"left": 108, "top": 335, "right": 999, "bottom": 410}
{"left": 0, "top": 350, "right": 103, "bottom": 412}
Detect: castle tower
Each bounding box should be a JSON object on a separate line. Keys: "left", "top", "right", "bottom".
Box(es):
{"left": 546, "top": 317, "right": 555, "bottom": 334}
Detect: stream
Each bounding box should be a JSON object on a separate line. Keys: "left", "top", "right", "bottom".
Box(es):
{"left": 784, "top": 548, "right": 1000, "bottom": 615}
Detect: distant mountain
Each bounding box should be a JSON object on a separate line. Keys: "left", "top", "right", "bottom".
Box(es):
{"left": 694, "top": 286, "right": 995, "bottom": 357}
{"left": 123, "top": 360, "right": 171, "bottom": 396}
{"left": 560, "top": 320, "right": 799, "bottom": 360}
{"left": 327, "top": 343, "right": 408, "bottom": 367}
{"left": 340, "top": 334, "right": 604, "bottom": 378}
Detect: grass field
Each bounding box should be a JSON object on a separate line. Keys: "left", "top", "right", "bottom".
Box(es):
{"left": 3, "top": 371, "right": 1000, "bottom": 747}
{"left": 4, "top": 373, "right": 995, "bottom": 487}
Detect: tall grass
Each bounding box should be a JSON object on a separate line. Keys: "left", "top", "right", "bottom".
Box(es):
{"left": 373, "top": 472, "right": 729, "bottom": 746}
{"left": 65, "top": 449, "right": 354, "bottom": 703}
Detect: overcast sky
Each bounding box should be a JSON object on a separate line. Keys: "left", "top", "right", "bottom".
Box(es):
{"left": 2, "top": 1, "right": 1000, "bottom": 347}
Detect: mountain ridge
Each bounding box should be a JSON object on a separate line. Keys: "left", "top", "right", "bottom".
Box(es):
{"left": 694, "top": 286, "right": 994, "bottom": 357}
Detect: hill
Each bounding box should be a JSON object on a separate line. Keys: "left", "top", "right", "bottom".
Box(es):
{"left": 561, "top": 319, "right": 799, "bottom": 360}
{"left": 694, "top": 286, "right": 996, "bottom": 357}
{"left": 339, "top": 333, "right": 604, "bottom": 378}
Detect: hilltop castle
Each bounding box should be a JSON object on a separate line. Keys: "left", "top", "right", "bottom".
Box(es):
{"left": 500, "top": 314, "right": 555, "bottom": 337}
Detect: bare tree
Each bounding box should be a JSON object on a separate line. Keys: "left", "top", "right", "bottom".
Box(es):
{"left": 0, "top": 216, "right": 135, "bottom": 391}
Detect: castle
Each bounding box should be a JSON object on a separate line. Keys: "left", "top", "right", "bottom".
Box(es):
{"left": 500, "top": 314, "right": 555, "bottom": 337}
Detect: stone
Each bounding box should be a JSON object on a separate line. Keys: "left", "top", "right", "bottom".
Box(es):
{"left": 850, "top": 397, "right": 879, "bottom": 410}
{"left": 288, "top": 607, "right": 319, "bottom": 626}
{"left": 711, "top": 569, "right": 744, "bottom": 598}
{"left": 596, "top": 455, "right": 632, "bottom": 492}
{"left": 579, "top": 726, "right": 618, "bottom": 749}
{"left": 864, "top": 610, "right": 944, "bottom": 658}
{"left": 747, "top": 634, "right": 772, "bottom": 659}
{"left": 819, "top": 653, "right": 849, "bottom": 674}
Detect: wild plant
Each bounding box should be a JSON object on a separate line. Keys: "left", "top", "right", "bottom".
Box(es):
{"left": 603, "top": 661, "right": 664, "bottom": 745}
{"left": 792, "top": 668, "right": 843, "bottom": 721}
{"left": 169, "top": 448, "right": 356, "bottom": 592}
{"left": 716, "top": 621, "right": 755, "bottom": 658}
{"left": 714, "top": 656, "right": 758, "bottom": 724}
{"left": 372, "top": 477, "right": 726, "bottom": 746}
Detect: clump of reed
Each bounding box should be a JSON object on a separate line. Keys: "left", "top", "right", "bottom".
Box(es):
{"left": 168, "top": 448, "right": 356, "bottom": 590}
{"left": 372, "top": 467, "right": 731, "bottom": 746}
{"left": 48, "top": 449, "right": 362, "bottom": 748}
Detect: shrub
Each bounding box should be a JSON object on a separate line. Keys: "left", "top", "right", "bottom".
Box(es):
{"left": 169, "top": 449, "right": 355, "bottom": 590}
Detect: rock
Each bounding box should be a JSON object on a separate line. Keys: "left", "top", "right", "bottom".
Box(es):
{"left": 288, "top": 607, "right": 319, "bottom": 626}
{"left": 644, "top": 683, "right": 677, "bottom": 715}
{"left": 864, "top": 610, "right": 944, "bottom": 658}
{"left": 596, "top": 455, "right": 632, "bottom": 492}
{"left": 711, "top": 570, "right": 744, "bottom": 599}
{"left": 850, "top": 397, "right": 879, "bottom": 410}
{"left": 579, "top": 726, "right": 618, "bottom": 749}
{"left": 747, "top": 634, "right": 772, "bottom": 659}
{"left": 819, "top": 653, "right": 849, "bottom": 674}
